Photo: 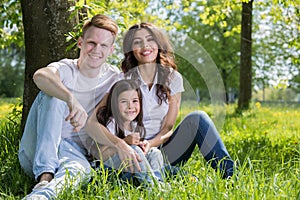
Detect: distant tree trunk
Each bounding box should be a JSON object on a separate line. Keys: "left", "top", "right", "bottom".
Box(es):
{"left": 20, "top": 0, "right": 78, "bottom": 133}
{"left": 238, "top": 0, "right": 253, "bottom": 110}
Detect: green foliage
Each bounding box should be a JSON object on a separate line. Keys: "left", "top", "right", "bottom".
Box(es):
{"left": 0, "top": 49, "right": 24, "bottom": 98}
{"left": 67, "top": 0, "right": 176, "bottom": 66}
{"left": 155, "top": 0, "right": 299, "bottom": 101}
{"left": 180, "top": 0, "right": 241, "bottom": 94}
{"left": 147, "top": 0, "right": 242, "bottom": 99}
{"left": 0, "top": 99, "right": 299, "bottom": 199}
{"left": 0, "top": 0, "right": 24, "bottom": 50}
{"left": 253, "top": 1, "right": 300, "bottom": 90}
{"left": 0, "top": 0, "right": 25, "bottom": 98}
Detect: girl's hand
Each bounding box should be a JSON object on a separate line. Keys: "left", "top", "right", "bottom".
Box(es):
{"left": 138, "top": 140, "right": 150, "bottom": 154}
{"left": 124, "top": 132, "right": 140, "bottom": 145}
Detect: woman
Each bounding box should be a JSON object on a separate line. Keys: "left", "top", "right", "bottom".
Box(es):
{"left": 86, "top": 22, "right": 235, "bottom": 179}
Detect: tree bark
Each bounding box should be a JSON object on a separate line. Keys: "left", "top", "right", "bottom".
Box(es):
{"left": 20, "top": 0, "right": 78, "bottom": 133}
{"left": 238, "top": 0, "right": 253, "bottom": 110}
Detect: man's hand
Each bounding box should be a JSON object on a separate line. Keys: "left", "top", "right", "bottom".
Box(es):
{"left": 65, "top": 97, "right": 88, "bottom": 132}
{"left": 116, "top": 140, "right": 142, "bottom": 173}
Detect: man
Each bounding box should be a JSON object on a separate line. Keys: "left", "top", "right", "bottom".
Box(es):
{"left": 19, "top": 14, "right": 126, "bottom": 199}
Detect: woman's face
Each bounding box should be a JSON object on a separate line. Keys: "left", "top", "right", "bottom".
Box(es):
{"left": 118, "top": 89, "right": 140, "bottom": 124}
{"left": 131, "top": 28, "right": 158, "bottom": 65}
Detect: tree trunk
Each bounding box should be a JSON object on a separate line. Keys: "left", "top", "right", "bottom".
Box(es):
{"left": 238, "top": 0, "right": 253, "bottom": 110}
{"left": 20, "top": 0, "right": 78, "bottom": 134}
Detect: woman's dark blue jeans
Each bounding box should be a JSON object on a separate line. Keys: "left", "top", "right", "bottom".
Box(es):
{"left": 161, "top": 111, "right": 235, "bottom": 179}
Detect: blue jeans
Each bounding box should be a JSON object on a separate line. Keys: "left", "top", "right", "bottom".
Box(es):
{"left": 103, "top": 145, "right": 163, "bottom": 184}
{"left": 18, "top": 92, "right": 91, "bottom": 199}
{"left": 161, "top": 111, "right": 235, "bottom": 179}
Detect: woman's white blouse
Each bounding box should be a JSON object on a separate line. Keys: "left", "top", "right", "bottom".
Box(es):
{"left": 137, "top": 68, "right": 184, "bottom": 140}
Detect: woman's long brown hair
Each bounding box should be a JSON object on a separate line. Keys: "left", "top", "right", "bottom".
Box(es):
{"left": 121, "top": 22, "right": 178, "bottom": 104}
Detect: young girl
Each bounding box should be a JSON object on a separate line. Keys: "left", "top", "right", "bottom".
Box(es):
{"left": 87, "top": 79, "right": 164, "bottom": 184}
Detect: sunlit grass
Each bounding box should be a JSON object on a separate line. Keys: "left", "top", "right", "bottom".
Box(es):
{"left": 0, "top": 98, "right": 299, "bottom": 199}
{"left": 0, "top": 98, "right": 22, "bottom": 119}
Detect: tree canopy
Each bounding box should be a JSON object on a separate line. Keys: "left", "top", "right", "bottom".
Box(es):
{"left": 0, "top": 0, "right": 299, "bottom": 105}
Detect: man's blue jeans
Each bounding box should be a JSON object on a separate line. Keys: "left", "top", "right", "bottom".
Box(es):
{"left": 18, "top": 92, "right": 91, "bottom": 199}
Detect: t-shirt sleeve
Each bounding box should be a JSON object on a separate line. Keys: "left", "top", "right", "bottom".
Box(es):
{"left": 169, "top": 70, "right": 184, "bottom": 96}
{"left": 47, "top": 59, "right": 74, "bottom": 83}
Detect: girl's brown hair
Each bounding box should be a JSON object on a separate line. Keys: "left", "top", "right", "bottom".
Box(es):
{"left": 96, "top": 79, "right": 145, "bottom": 139}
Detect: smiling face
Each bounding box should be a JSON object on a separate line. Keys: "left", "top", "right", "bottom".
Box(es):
{"left": 131, "top": 28, "right": 159, "bottom": 65}
{"left": 117, "top": 89, "right": 140, "bottom": 128}
{"left": 77, "top": 26, "right": 114, "bottom": 76}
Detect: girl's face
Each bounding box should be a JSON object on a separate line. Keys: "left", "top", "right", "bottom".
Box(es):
{"left": 132, "top": 28, "right": 158, "bottom": 65}
{"left": 118, "top": 89, "right": 140, "bottom": 124}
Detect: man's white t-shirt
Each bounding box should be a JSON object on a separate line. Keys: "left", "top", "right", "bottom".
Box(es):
{"left": 49, "top": 58, "right": 121, "bottom": 143}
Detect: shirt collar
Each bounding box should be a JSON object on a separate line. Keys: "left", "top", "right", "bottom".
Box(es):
{"left": 137, "top": 67, "right": 158, "bottom": 86}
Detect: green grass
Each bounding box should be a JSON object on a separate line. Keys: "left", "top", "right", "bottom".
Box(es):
{"left": 0, "top": 99, "right": 299, "bottom": 199}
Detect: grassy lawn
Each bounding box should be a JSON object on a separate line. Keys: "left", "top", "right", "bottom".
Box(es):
{"left": 0, "top": 99, "right": 299, "bottom": 199}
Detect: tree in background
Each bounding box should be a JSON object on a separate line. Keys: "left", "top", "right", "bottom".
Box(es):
{"left": 238, "top": 0, "right": 253, "bottom": 110}
{"left": 20, "top": 0, "right": 78, "bottom": 131}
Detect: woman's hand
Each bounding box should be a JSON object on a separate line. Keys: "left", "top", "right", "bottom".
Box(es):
{"left": 138, "top": 140, "right": 151, "bottom": 154}
{"left": 124, "top": 132, "right": 140, "bottom": 145}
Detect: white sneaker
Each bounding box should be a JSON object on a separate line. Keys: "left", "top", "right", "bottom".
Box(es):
{"left": 23, "top": 194, "right": 48, "bottom": 200}
{"left": 22, "top": 181, "right": 49, "bottom": 200}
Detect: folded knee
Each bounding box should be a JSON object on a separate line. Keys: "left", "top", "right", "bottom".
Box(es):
{"left": 130, "top": 145, "right": 144, "bottom": 156}
{"left": 185, "top": 111, "right": 209, "bottom": 123}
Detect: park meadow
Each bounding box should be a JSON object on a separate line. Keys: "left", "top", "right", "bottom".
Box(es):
{"left": 0, "top": 98, "right": 299, "bottom": 200}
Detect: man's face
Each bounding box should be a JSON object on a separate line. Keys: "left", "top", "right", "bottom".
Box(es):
{"left": 78, "top": 26, "right": 114, "bottom": 71}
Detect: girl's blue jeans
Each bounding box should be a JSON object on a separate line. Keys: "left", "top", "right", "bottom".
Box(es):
{"left": 161, "top": 111, "right": 235, "bottom": 179}
{"left": 102, "top": 145, "right": 163, "bottom": 184}
{"left": 18, "top": 92, "right": 91, "bottom": 199}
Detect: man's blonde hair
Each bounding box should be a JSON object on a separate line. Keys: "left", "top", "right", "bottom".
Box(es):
{"left": 82, "top": 14, "right": 118, "bottom": 38}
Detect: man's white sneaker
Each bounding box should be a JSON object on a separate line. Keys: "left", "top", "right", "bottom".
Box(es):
{"left": 23, "top": 194, "right": 48, "bottom": 200}
{"left": 21, "top": 181, "right": 50, "bottom": 200}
